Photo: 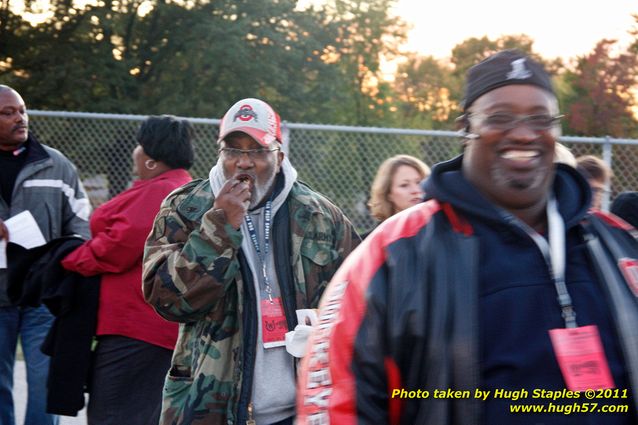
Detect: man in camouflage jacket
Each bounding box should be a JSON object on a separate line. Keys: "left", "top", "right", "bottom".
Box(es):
{"left": 142, "top": 98, "right": 359, "bottom": 425}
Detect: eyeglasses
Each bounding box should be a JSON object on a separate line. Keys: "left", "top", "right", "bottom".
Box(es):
{"left": 469, "top": 112, "right": 564, "bottom": 132}
{"left": 219, "top": 147, "right": 279, "bottom": 160}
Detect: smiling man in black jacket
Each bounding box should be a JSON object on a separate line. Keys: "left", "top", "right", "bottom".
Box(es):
{"left": 297, "top": 50, "right": 638, "bottom": 425}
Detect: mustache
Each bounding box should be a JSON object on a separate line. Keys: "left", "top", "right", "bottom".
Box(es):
{"left": 12, "top": 125, "right": 27, "bottom": 132}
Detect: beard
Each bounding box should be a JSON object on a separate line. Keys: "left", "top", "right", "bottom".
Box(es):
{"left": 222, "top": 155, "right": 279, "bottom": 210}
{"left": 490, "top": 162, "right": 550, "bottom": 191}
{"left": 249, "top": 166, "right": 277, "bottom": 209}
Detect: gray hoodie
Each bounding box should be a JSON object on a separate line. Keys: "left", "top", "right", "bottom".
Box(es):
{"left": 209, "top": 156, "right": 299, "bottom": 424}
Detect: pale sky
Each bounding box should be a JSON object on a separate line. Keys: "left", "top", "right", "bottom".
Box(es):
{"left": 394, "top": 0, "right": 638, "bottom": 61}
{"left": 19, "top": 0, "right": 638, "bottom": 63}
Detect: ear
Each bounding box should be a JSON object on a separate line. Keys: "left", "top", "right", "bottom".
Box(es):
{"left": 276, "top": 150, "right": 284, "bottom": 172}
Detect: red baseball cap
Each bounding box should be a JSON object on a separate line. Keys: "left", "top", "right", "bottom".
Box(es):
{"left": 217, "top": 98, "right": 282, "bottom": 147}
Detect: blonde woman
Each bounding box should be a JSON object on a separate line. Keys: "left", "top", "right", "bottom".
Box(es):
{"left": 367, "top": 155, "right": 430, "bottom": 234}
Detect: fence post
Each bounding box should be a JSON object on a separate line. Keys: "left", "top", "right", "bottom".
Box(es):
{"left": 281, "top": 121, "right": 290, "bottom": 156}
{"left": 602, "top": 136, "right": 612, "bottom": 211}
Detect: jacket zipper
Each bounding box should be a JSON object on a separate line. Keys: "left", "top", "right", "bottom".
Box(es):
{"left": 236, "top": 251, "right": 257, "bottom": 425}
{"left": 246, "top": 402, "right": 255, "bottom": 425}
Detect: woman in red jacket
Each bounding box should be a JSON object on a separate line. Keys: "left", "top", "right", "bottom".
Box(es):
{"left": 61, "top": 115, "right": 194, "bottom": 425}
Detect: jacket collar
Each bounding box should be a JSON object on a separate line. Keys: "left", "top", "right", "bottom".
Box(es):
{"left": 131, "top": 168, "right": 192, "bottom": 189}
{"left": 423, "top": 154, "right": 592, "bottom": 230}
{"left": 24, "top": 134, "right": 50, "bottom": 166}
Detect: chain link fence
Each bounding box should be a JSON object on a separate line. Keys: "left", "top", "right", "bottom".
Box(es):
{"left": 29, "top": 110, "right": 638, "bottom": 233}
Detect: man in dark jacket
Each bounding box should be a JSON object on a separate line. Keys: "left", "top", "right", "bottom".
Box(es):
{"left": 0, "top": 85, "right": 90, "bottom": 425}
{"left": 297, "top": 50, "right": 638, "bottom": 425}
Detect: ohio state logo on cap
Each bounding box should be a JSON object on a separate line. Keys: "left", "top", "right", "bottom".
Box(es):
{"left": 218, "top": 98, "right": 282, "bottom": 147}
{"left": 233, "top": 105, "right": 258, "bottom": 122}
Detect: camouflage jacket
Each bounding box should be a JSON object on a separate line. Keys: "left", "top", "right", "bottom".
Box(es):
{"left": 143, "top": 178, "right": 359, "bottom": 425}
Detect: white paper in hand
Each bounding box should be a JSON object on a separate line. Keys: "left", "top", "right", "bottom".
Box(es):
{"left": 285, "top": 309, "right": 319, "bottom": 358}
{"left": 285, "top": 325, "right": 313, "bottom": 358}
{"left": 6, "top": 211, "right": 46, "bottom": 249}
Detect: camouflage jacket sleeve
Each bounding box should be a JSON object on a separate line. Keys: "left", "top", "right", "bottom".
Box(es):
{"left": 293, "top": 184, "right": 362, "bottom": 309}
{"left": 142, "top": 181, "right": 242, "bottom": 322}
{"left": 307, "top": 202, "right": 361, "bottom": 308}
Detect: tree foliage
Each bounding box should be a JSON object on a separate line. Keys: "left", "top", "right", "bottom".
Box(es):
{"left": 2, "top": 2, "right": 638, "bottom": 137}
{"left": 392, "top": 34, "right": 553, "bottom": 129}
{"left": 0, "top": 0, "right": 355, "bottom": 121}
{"left": 564, "top": 39, "right": 638, "bottom": 138}
{"left": 393, "top": 53, "right": 453, "bottom": 128}
{"left": 317, "top": 0, "right": 407, "bottom": 125}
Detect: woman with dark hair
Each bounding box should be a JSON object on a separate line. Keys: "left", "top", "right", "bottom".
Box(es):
{"left": 61, "top": 115, "right": 194, "bottom": 425}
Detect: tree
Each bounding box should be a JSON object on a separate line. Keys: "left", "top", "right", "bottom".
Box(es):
{"left": 564, "top": 39, "right": 638, "bottom": 137}
{"left": 317, "top": 0, "right": 408, "bottom": 125}
{"left": 2, "top": 0, "right": 145, "bottom": 111}
{"left": 393, "top": 53, "right": 454, "bottom": 129}
{"left": 630, "top": 13, "right": 638, "bottom": 53}
{"left": 0, "top": 0, "right": 352, "bottom": 122}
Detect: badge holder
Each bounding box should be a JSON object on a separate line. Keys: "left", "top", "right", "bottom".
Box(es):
{"left": 518, "top": 198, "right": 616, "bottom": 391}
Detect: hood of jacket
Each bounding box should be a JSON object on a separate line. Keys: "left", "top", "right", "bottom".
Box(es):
{"left": 422, "top": 154, "right": 592, "bottom": 229}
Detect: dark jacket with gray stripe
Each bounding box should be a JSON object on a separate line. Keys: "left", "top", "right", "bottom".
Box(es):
{"left": 1, "top": 135, "right": 90, "bottom": 306}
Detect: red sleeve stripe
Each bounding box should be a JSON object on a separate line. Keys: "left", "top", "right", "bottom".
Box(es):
{"left": 591, "top": 210, "right": 634, "bottom": 232}
{"left": 441, "top": 202, "right": 474, "bottom": 236}
{"left": 297, "top": 201, "right": 441, "bottom": 425}
{"left": 385, "top": 357, "right": 403, "bottom": 425}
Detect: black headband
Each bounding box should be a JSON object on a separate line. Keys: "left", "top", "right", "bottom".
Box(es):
{"left": 462, "top": 49, "right": 555, "bottom": 111}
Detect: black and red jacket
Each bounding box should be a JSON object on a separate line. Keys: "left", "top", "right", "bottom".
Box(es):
{"left": 298, "top": 156, "right": 638, "bottom": 425}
